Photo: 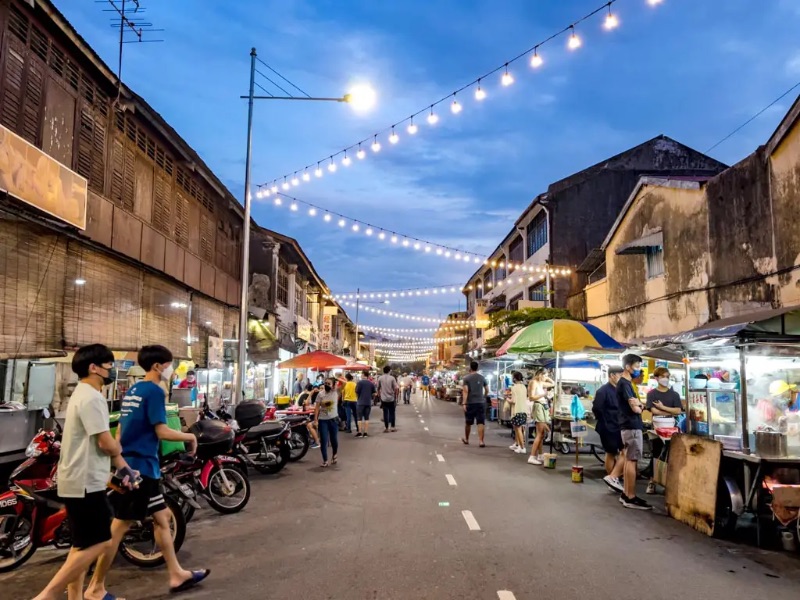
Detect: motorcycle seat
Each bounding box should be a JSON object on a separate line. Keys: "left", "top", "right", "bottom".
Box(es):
{"left": 279, "top": 415, "right": 309, "bottom": 424}
{"left": 243, "top": 422, "right": 285, "bottom": 439}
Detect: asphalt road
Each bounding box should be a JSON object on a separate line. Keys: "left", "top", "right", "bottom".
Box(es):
{"left": 4, "top": 395, "right": 800, "bottom": 600}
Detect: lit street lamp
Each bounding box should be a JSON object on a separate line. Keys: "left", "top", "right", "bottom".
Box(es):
{"left": 236, "top": 48, "right": 375, "bottom": 401}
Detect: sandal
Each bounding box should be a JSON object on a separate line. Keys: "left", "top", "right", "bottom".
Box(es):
{"left": 321, "top": 461, "right": 329, "bottom": 468}
{"left": 461, "top": 438, "right": 469, "bottom": 445}
{"left": 170, "top": 569, "right": 210, "bottom": 594}
{"left": 332, "top": 455, "right": 338, "bottom": 464}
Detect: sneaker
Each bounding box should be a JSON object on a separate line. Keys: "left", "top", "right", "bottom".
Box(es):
{"left": 515, "top": 447, "right": 527, "bottom": 454}
{"left": 528, "top": 456, "right": 543, "bottom": 465}
{"left": 355, "top": 433, "right": 363, "bottom": 438}
{"left": 383, "top": 428, "right": 389, "bottom": 433}
{"left": 620, "top": 495, "right": 653, "bottom": 510}
{"left": 363, "top": 432, "right": 369, "bottom": 438}
{"left": 603, "top": 476, "right": 624, "bottom": 494}
{"left": 310, "top": 443, "right": 320, "bottom": 449}
{"left": 646, "top": 482, "right": 657, "bottom": 495}
{"left": 509, "top": 444, "right": 520, "bottom": 451}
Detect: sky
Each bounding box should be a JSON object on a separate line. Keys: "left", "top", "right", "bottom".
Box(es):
{"left": 60, "top": 0, "right": 800, "bottom": 334}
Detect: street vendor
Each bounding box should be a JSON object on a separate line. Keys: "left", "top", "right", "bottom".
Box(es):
{"left": 644, "top": 367, "right": 683, "bottom": 495}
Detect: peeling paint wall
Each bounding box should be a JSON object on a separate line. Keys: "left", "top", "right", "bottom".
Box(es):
{"left": 771, "top": 119, "right": 800, "bottom": 308}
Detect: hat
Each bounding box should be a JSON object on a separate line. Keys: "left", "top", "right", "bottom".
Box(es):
{"left": 608, "top": 366, "right": 624, "bottom": 375}
{"left": 769, "top": 380, "right": 796, "bottom": 396}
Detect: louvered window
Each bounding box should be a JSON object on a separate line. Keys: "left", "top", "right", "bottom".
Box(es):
{"left": 277, "top": 265, "right": 289, "bottom": 306}
{"left": 174, "top": 191, "right": 190, "bottom": 247}
{"left": 1, "top": 42, "right": 25, "bottom": 133}
{"left": 152, "top": 174, "right": 173, "bottom": 235}
{"left": 110, "top": 138, "right": 135, "bottom": 211}
{"left": 200, "top": 215, "right": 214, "bottom": 262}
{"left": 76, "top": 106, "right": 106, "bottom": 194}
{"left": 8, "top": 4, "right": 29, "bottom": 44}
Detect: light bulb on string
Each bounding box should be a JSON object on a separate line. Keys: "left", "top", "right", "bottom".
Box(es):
{"left": 323, "top": 214, "right": 331, "bottom": 222}
{"left": 389, "top": 127, "right": 399, "bottom": 144}
{"left": 315, "top": 163, "right": 323, "bottom": 178}
{"left": 475, "top": 79, "right": 486, "bottom": 100}
{"left": 291, "top": 174, "right": 299, "bottom": 186}
{"left": 402, "top": 239, "right": 410, "bottom": 247}
{"left": 371, "top": 135, "right": 381, "bottom": 152}
{"left": 365, "top": 227, "right": 373, "bottom": 236}
{"left": 255, "top": 189, "right": 263, "bottom": 200}
{"left": 648, "top": 0, "right": 663, "bottom": 5}
{"left": 342, "top": 152, "right": 352, "bottom": 167}
{"left": 378, "top": 231, "right": 386, "bottom": 240}
{"left": 282, "top": 177, "right": 290, "bottom": 190}
{"left": 302, "top": 170, "right": 310, "bottom": 182}
{"left": 338, "top": 219, "right": 346, "bottom": 228}
{"left": 290, "top": 202, "right": 298, "bottom": 211}
{"left": 391, "top": 235, "right": 398, "bottom": 244}
{"left": 308, "top": 207, "right": 317, "bottom": 216}
{"left": 328, "top": 157, "right": 337, "bottom": 172}
{"left": 568, "top": 26, "right": 582, "bottom": 50}
{"left": 271, "top": 183, "right": 278, "bottom": 193}
{"left": 427, "top": 106, "right": 439, "bottom": 125}
{"left": 407, "top": 117, "right": 418, "bottom": 135}
{"left": 451, "top": 95, "right": 462, "bottom": 114}
{"left": 274, "top": 197, "right": 282, "bottom": 206}
{"left": 352, "top": 223, "right": 360, "bottom": 232}
{"left": 414, "top": 242, "right": 421, "bottom": 250}
{"left": 530, "top": 46, "right": 543, "bottom": 68}
{"left": 604, "top": 5, "right": 619, "bottom": 30}
{"left": 357, "top": 144, "right": 366, "bottom": 160}
{"left": 501, "top": 64, "right": 514, "bottom": 86}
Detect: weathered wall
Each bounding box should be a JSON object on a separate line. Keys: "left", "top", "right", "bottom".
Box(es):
{"left": 604, "top": 184, "right": 710, "bottom": 341}
{"left": 770, "top": 117, "right": 800, "bottom": 307}
{"left": 584, "top": 278, "right": 609, "bottom": 334}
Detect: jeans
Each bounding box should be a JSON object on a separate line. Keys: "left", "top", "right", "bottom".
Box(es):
{"left": 344, "top": 402, "right": 358, "bottom": 431}
{"left": 382, "top": 402, "right": 396, "bottom": 428}
{"left": 318, "top": 419, "right": 339, "bottom": 462}
{"left": 403, "top": 388, "right": 411, "bottom": 403}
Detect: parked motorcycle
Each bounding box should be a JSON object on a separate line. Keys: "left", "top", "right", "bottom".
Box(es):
{"left": 275, "top": 410, "right": 313, "bottom": 462}
{"left": 162, "top": 419, "right": 251, "bottom": 522}
{"left": 231, "top": 401, "right": 292, "bottom": 474}
{"left": 0, "top": 413, "right": 186, "bottom": 572}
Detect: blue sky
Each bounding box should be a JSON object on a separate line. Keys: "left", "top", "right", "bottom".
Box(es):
{"left": 61, "top": 0, "right": 800, "bottom": 331}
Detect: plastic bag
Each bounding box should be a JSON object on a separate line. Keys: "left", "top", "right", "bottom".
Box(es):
{"left": 570, "top": 394, "right": 586, "bottom": 420}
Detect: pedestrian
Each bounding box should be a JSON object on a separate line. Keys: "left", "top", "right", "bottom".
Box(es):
{"left": 421, "top": 371, "right": 431, "bottom": 400}
{"left": 461, "top": 361, "right": 489, "bottom": 447}
{"left": 508, "top": 371, "right": 529, "bottom": 454}
{"left": 593, "top": 366, "right": 626, "bottom": 493}
{"left": 293, "top": 371, "right": 306, "bottom": 398}
{"left": 645, "top": 366, "right": 683, "bottom": 495}
{"left": 86, "top": 345, "right": 210, "bottom": 598}
{"left": 340, "top": 373, "right": 359, "bottom": 433}
{"left": 32, "top": 345, "right": 136, "bottom": 600}
{"left": 528, "top": 369, "right": 554, "bottom": 465}
{"left": 400, "top": 372, "right": 413, "bottom": 404}
{"left": 377, "top": 365, "right": 399, "bottom": 432}
{"left": 298, "top": 383, "right": 321, "bottom": 449}
{"left": 314, "top": 377, "right": 340, "bottom": 467}
{"left": 355, "top": 371, "right": 376, "bottom": 437}
{"left": 616, "top": 353, "right": 652, "bottom": 510}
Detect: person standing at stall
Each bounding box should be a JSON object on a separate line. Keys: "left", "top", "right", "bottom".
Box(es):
{"left": 508, "top": 371, "right": 529, "bottom": 454}
{"left": 528, "top": 369, "right": 554, "bottom": 465}
{"left": 377, "top": 366, "right": 399, "bottom": 432}
{"left": 593, "top": 366, "right": 625, "bottom": 493}
{"left": 617, "top": 354, "right": 652, "bottom": 510}
{"left": 645, "top": 367, "right": 683, "bottom": 495}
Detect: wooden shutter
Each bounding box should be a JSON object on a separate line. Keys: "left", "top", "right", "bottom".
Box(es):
{"left": 152, "top": 173, "right": 172, "bottom": 234}
{"left": 110, "top": 137, "right": 135, "bottom": 211}
{"left": 21, "top": 54, "right": 44, "bottom": 145}
{"left": 200, "top": 214, "right": 214, "bottom": 262}
{"left": 174, "top": 190, "right": 189, "bottom": 247}
{"left": 76, "top": 107, "right": 106, "bottom": 194}
{"left": 1, "top": 39, "right": 25, "bottom": 132}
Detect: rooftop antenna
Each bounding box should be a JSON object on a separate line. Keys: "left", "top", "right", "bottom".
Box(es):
{"left": 98, "top": 0, "right": 164, "bottom": 105}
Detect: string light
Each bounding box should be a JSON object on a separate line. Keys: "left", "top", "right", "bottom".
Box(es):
{"left": 451, "top": 95, "right": 462, "bottom": 114}
{"left": 342, "top": 152, "right": 352, "bottom": 166}
{"left": 315, "top": 164, "right": 323, "bottom": 178}
{"left": 360, "top": 325, "right": 480, "bottom": 336}
{"left": 302, "top": 170, "right": 310, "bottom": 182}
{"left": 324, "top": 213, "right": 332, "bottom": 222}
{"left": 407, "top": 117, "right": 418, "bottom": 135}
{"left": 282, "top": 177, "right": 290, "bottom": 190}
{"left": 257, "top": 1, "right": 631, "bottom": 192}
{"left": 341, "top": 301, "right": 484, "bottom": 324}
{"left": 365, "top": 335, "right": 465, "bottom": 347}
{"left": 328, "top": 157, "right": 337, "bottom": 172}
{"left": 389, "top": 127, "right": 399, "bottom": 144}
{"left": 371, "top": 135, "right": 381, "bottom": 152}
{"left": 274, "top": 197, "right": 282, "bottom": 206}
{"left": 291, "top": 174, "right": 299, "bottom": 186}
{"left": 647, "top": 0, "right": 663, "bottom": 5}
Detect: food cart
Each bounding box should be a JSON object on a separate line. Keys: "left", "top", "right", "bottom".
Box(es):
{"left": 638, "top": 306, "right": 800, "bottom": 547}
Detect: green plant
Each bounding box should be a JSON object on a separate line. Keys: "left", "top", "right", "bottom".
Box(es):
{"left": 485, "top": 307, "right": 572, "bottom": 346}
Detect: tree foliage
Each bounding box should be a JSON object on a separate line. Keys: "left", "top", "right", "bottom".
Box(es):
{"left": 486, "top": 307, "right": 572, "bottom": 347}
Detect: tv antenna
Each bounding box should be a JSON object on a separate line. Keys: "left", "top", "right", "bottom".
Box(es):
{"left": 98, "top": 0, "right": 164, "bottom": 103}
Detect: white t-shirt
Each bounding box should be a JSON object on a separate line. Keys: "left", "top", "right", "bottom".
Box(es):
{"left": 399, "top": 376, "right": 413, "bottom": 387}
{"left": 57, "top": 382, "right": 111, "bottom": 498}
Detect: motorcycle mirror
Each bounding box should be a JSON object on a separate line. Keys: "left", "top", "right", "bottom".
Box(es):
{"left": 42, "top": 407, "right": 51, "bottom": 419}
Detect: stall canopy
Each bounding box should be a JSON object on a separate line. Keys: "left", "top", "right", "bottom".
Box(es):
{"left": 278, "top": 350, "right": 347, "bottom": 370}
{"left": 496, "top": 319, "right": 625, "bottom": 356}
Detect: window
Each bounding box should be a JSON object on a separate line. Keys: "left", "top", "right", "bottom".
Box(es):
{"left": 475, "top": 279, "right": 483, "bottom": 300}
{"left": 277, "top": 265, "right": 289, "bottom": 306}
{"left": 495, "top": 259, "right": 506, "bottom": 282}
{"left": 509, "top": 236, "right": 524, "bottom": 265}
{"left": 528, "top": 282, "right": 546, "bottom": 302}
{"left": 294, "top": 284, "right": 304, "bottom": 317}
{"left": 527, "top": 210, "right": 548, "bottom": 257}
{"left": 508, "top": 294, "right": 523, "bottom": 311}
{"left": 646, "top": 246, "right": 664, "bottom": 278}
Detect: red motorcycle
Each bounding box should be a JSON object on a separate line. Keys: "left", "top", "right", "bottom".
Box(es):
{"left": 0, "top": 414, "right": 185, "bottom": 573}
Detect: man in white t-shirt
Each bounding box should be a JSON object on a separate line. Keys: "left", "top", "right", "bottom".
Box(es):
{"left": 33, "top": 344, "right": 135, "bottom": 600}
{"left": 377, "top": 366, "right": 399, "bottom": 432}
{"left": 399, "top": 373, "right": 413, "bottom": 404}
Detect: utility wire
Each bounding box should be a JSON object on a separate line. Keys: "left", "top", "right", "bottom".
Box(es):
{"left": 706, "top": 80, "right": 800, "bottom": 153}
{"left": 254, "top": 81, "right": 274, "bottom": 97}
{"left": 256, "top": 57, "right": 311, "bottom": 98}
{"left": 255, "top": 69, "right": 294, "bottom": 97}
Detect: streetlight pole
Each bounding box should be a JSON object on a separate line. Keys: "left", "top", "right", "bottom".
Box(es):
{"left": 237, "top": 47, "right": 257, "bottom": 402}
{"left": 235, "top": 49, "right": 374, "bottom": 401}
{"left": 355, "top": 287, "right": 360, "bottom": 360}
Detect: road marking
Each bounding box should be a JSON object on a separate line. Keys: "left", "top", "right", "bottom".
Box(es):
{"left": 420, "top": 419, "right": 425, "bottom": 423}
{"left": 446, "top": 474, "right": 457, "bottom": 486}
{"left": 497, "top": 592, "right": 516, "bottom": 600}
{"left": 436, "top": 454, "right": 445, "bottom": 462}
{"left": 424, "top": 427, "right": 429, "bottom": 431}
{"left": 462, "top": 510, "right": 481, "bottom": 531}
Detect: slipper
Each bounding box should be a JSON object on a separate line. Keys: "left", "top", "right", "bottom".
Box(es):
{"left": 170, "top": 569, "right": 210, "bottom": 594}
{"left": 100, "top": 593, "right": 121, "bottom": 600}
{"left": 332, "top": 456, "right": 338, "bottom": 464}
{"left": 461, "top": 438, "right": 469, "bottom": 445}
{"left": 479, "top": 443, "right": 486, "bottom": 448}
{"left": 321, "top": 462, "right": 329, "bottom": 468}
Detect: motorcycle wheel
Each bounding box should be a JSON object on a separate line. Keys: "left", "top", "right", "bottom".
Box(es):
{"left": 180, "top": 498, "right": 196, "bottom": 524}
{"left": 254, "top": 441, "right": 291, "bottom": 474}
{"left": 288, "top": 430, "right": 310, "bottom": 462}
{"left": 0, "top": 511, "right": 36, "bottom": 573}
{"left": 206, "top": 465, "right": 251, "bottom": 514}
{"left": 118, "top": 496, "right": 186, "bottom": 568}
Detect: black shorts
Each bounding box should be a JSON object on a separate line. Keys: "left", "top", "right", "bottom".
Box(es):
{"left": 357, "top": 405, "right": 371, "bottom": 420}
{"left": 110, "top": 476, "right": 167, "bottom": 521}
{"left": 599, "top": 429, "right": 623, "bottom": 454}
{"left": 465, "top": 403, "right": 486, "bottom": 425}
{"left": 61, "top": 491, "right": 112, "bottom": 550}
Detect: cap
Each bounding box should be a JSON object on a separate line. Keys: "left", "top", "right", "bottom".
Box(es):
{"left": 769, "top": 380, "right": 796, "bottom": 396}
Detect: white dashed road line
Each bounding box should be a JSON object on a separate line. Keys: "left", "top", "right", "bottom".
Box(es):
{"left": 461, "top": 510, "right": 481, "bottom": 531}
{"left": 420, "top": 419, "right": 425, "bottom": 423}
{"left": 445, "top": 474, "right": 457, "bottom": 486}
{"left": 497, "top": 592, "right": 517, "bottom": 600}
{"left": 424, "top": 427, "right": 429, "bottom": 431}
{"left": 436, "top": 454, "right": 445, "bottom": 462}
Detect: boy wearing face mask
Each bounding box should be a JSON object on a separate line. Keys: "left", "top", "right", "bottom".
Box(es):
{"left": 87, "top": 345, "right": 209, "bottom": 598}
{"left": 616, "top": 353, "right": 652, "bottom": 510}
{"left": 644, "top": 367, "right": 683, "bottom": 495}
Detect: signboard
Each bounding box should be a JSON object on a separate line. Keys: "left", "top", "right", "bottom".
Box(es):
{"left": 296, "top": 315, "right": 312, "bottom": 342}
{"left": 0, "top": 124, "right": 88, "bottom": 229}
{"left": 321, "top": 314, "right": 332, "bottom": 351}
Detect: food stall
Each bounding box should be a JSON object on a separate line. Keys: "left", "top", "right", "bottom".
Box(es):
{"left": 638, "top": 306, "right": 800, "bottom": 548}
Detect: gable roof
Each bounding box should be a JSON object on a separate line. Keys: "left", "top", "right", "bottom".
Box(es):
{"left": 766, "top": 93, "right": 800, "bottom": 156}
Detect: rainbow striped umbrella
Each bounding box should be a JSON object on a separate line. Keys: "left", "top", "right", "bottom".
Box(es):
{"left": 495, "top": 319, "right": 624, "bottom": 356}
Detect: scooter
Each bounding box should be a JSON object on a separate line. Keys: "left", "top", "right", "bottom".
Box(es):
{"left": 275, "top": 408, "right": 314, "bottom": 462}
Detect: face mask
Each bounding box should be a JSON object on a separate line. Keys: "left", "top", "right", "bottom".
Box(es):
{"left": 324, "top": 384, "right": 332, "bottom": 392}
{"left": 101, "top": 367, "right": 116, "bottom": 386}
{"left": 631, "top": 369, "right": 642, "bottom": 379}
{"left": 658, "top": 378, "right": 670, "bottom": 388}
{"left": 161, "top": 365, "right": 174, "bottom": 382}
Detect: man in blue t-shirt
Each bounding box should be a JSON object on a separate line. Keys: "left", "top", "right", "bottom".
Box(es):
{"left": 86, "top": 345, "right": 209, "bottom": 598}
{"left": 355, "top": 372, "right": 377, "bottom": 437}
{"left": 421, "top": 372, "right": 431, "bottom": 400}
